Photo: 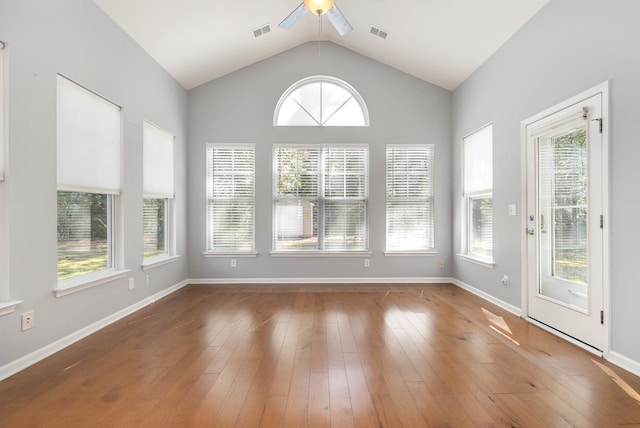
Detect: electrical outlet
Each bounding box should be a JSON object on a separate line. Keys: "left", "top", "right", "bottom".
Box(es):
{"left": 438, "top": 260, "right": 445, "bottom": 268}
{"left": 231, "top": 259, "right": 237, "bottom": 268}
{"left": 22, "top": 311, "right": 34, "bottom": 331}
{"left": 145, "top": 275, "right": 150, "bottom": 286}
{"left": 364, "top": 259, "right": 370, "bottom": 268}
{"left": 128, "top": 278, "right": 135, "bottom": 290}
{"left": 502, "top": 275, "right": 510, "bottom": 287}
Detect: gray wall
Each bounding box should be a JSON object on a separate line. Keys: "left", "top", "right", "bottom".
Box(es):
{"left": 187, "top": 42, "right": 452, "bottom": 280}
{"left": 0, "top": 0, "right": 188, "bottom": 367}
{"left": 452, "top": 0, "right": 640, "bottom": 363}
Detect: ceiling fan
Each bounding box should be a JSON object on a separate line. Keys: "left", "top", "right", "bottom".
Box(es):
{"left": 279, "top": 0, "right": 353, "bottom": 36}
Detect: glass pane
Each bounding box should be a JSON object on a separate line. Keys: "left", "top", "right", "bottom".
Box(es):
{"left": 469, "top": 196, "right": 493, "bottom": 258}
{"left": 324, "top": 201, "right": 366, "bottom": 250}
{"left": 274, "top": 200, "right": 318, "bottom": 250}
{"left": 207, "top": 201, "right": 254, "bottom": 251}
{"left": 57, "top": 191, "right": 110, "bottom": 280}
{"left": 386, "top": 201, "right": 431, "bottom": 251}
{"left": 276, "top": 148, "right": 319, "bottom": 198}
{"left": 321, "top": 82, "right": 352, "bottom": 125}
{"left": 538, "top": 126, "right": 588, "bottom": 309}
{"left": 143, "top": 198, "right": 167, "bottom": 258}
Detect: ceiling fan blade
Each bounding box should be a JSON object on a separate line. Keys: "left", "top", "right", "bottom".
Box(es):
{"left": 279, "top": 2, "right": 308, "bottom": 30}
{"left": 326, "top": 4, "right": 353, "bottom": 36}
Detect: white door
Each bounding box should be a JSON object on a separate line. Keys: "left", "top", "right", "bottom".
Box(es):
{"left": 524, "top": 87, "right": 607, "bottom": 351}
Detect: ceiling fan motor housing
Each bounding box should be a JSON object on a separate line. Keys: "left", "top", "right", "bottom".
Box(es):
{"left": 304, "top": 0, "right": 335, "bottom": 15}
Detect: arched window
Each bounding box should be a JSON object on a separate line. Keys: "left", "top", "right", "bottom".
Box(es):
{"left": 274, "top": 76, "right": 369, "bottom": 126}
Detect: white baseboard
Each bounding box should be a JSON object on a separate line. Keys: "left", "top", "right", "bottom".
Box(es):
{"left": 188, "top": 276, "right": 453, "bottom": 285}
{"left": 607, "top": 351, "right": 640, "bottom": 378}
{"left": 0, "top": 280, "right": 188, "bottom": 382}
{"left": 450, "top": 278, "right": 522, "bottom": 317}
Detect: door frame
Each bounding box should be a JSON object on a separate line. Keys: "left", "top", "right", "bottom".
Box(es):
{"left": 520, "top": 81, "right": 610, "bottom": 357}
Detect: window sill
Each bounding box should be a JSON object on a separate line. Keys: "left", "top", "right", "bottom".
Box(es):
{"left": 459, "top": 254, "right": 495, "bottom": 269}
{"left": 384, "top": 250, "right": 437, "bottom": 257}
{"left": 54, "top": 269, "right": 130, "bottom": 298}
{"left": 271, "top": 251, "right": 371, "bottom": 257}
{"left": 203, "top": 251, "right": 258, "bottom": 258}
{"left": 0, "top": 300, "right": 23, "bottom": 317}
{"left": 142, "top": 254, "right": 181, "bottom": 270}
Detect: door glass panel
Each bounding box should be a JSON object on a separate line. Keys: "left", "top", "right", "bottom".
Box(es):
{"left": 537, "top": 125, "right": 588, "bottom": 310}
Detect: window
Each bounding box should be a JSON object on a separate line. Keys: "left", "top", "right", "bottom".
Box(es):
{"left": 462, "top": 124, "right": 493, "bottom": 262}
{"left": 143, "top": 122, "right": 174, "bottom": 261}
{"left": 274, "top": 76, "right": 369, "bottom": 126}
{"left": 56, "top": 75, "right": 122, "bottom": 284}
{"left": 0, "top": 40, "right": 5, "bottom": 182}
{"left": 206, "top": 144, "right": 255, "bottom": 253}
{"left": 273, "top": 145, "right": 368, "bottom": 252}
{"left": 386, "top": 145, "right": 435, "bottom": 252}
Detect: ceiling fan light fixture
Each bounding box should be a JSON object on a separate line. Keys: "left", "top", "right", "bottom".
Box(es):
{"left": 304, "top": 0, "right": 334, "bottom": 15}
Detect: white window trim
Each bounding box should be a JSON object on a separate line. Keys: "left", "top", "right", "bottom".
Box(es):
{"left": 0, "top": 300, "right": 23, "bottom": 317}
{"left": 384, "top": 250, "right": 437, "bottom": 257}
{"left": 270, "top": 251, "right": 371, "bottom": 258}
{"left": 143, "top": 121, "right": 177, "bottom": 262}
{"left": 273, "top": 75, "right": 370, "bottom": 127}
{"left": 206, "top": 143, "right": 256, "bottom": 253}
{"left": 272, "top": 144, "right": 370, "bottom": 253}
{"left": 203, "top": 251, "right": 257, "bottom": 258}
{"left": 142, "top": 196, "right": 177, "bottom": 261}
{"left": 461, "top": 123, "right": 494, "bottom": 266}
{"left": 458, "top": 253, "right": 496, "bottom": 269}
{"left": 385, "top": 144, "right": 435, "bottom": 252}
{"left": 141, "top": 254, "right": 181, "bottom": 270}
{"left": 54, "top": 268, "right": 130, "bottom": 298}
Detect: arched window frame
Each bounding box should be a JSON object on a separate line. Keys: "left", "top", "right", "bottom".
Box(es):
{"left": 273, "top": 75, "right": 370, "bottom": 127}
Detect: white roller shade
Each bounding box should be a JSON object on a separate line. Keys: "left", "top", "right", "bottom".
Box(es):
{"left": 463, "top": 124, "right": 493, "bottom": 196}
{"left": 143, "top": 122, "right": 174, "bottom": 198}
{"left": 57, "top": 75, "right": 121, "bottom": 194}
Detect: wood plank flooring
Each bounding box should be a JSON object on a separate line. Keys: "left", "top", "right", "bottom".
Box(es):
{"left": 1, "top": 283, "right": 640, "bottom": 427}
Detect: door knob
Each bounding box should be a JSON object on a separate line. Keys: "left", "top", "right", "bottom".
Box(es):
{"left": 526, "top": 227, "right": 535, "bottom": 235}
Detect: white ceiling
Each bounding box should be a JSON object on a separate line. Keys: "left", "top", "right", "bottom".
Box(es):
{"left": 94, "top": 0, "right": 550, "bottom": 91}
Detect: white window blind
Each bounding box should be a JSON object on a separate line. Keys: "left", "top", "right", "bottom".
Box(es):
{"left": 274, "top": 145, "right": 368, "bottom": 251}
{"left": 463, "top": 124, "right": 493, "bottom": 196}
{"left": 143, "top": 121, "right": 174, "bottom": 199}
{"left": 0, "top": 41, "right": 5, "bottom": 182}
{"left": 386, "top": 145, "right": 434, "bottom": 251}
{"left": 57, "top": 75, "right": 121, "bottom": 194}
{"left": 206, "top": 145, "right": 255, "bottom": 252}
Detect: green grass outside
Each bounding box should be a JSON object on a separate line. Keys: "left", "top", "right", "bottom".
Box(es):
{"left": 58, "top": 241, "right": 108, "bottom": 280}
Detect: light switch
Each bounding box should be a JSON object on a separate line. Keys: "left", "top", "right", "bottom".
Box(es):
{"left": 508, "top": 204, "right": 517, "bottom": 216}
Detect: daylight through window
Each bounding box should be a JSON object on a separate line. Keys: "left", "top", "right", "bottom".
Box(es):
{"left": 274, "top": 145, "right": 368, "bottom": 252}
{"left": 274, "top": 76, "right": 369, "bottom": 127}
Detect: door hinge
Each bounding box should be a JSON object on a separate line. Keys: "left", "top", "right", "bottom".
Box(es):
{"left": 592, "top": 117, "right": 603, "bottom": 133}
{"left": 600, "top": 310, "right": 604, "bottom": 325}
{"left": 600, "top": 214, "right": 603, "bottom": 229}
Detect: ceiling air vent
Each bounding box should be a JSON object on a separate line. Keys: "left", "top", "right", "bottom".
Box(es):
{"left": 369, "top": 25, "right": 389, "bottom": 40}
{"left": 252, "top": 24, "right": 271, "bottom": 38}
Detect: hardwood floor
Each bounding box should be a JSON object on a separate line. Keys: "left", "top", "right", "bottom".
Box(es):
{"left": 1, "top": 283, "right": 639, "bottom": 427}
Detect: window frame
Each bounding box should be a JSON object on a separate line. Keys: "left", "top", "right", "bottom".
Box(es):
{"left": 273, "top": 75, "right": 369, "bottom": 127}
{"left": 204, "top": 143, "right": 256, "bottom": 256}
{"left": 384, "top": 144, "right": 436, "bottom": 255}
{"left": 54, "top": 75, "right": 127, "bottom": 297}
{"left": 142, "top": 121, "right": 177, "bottom": 268}
{"left": 272, "top": 144, "right": 370, "bottom": 255}
{"left": 460, "top": 123, "right": 495, "bottom": 267}
{"left": 0, "top": 40, "right": 21, "bottom": 314}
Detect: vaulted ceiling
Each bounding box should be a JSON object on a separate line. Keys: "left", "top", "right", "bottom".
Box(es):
{"left": 94, "top": 0, "right": 550, "bottom": 91}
